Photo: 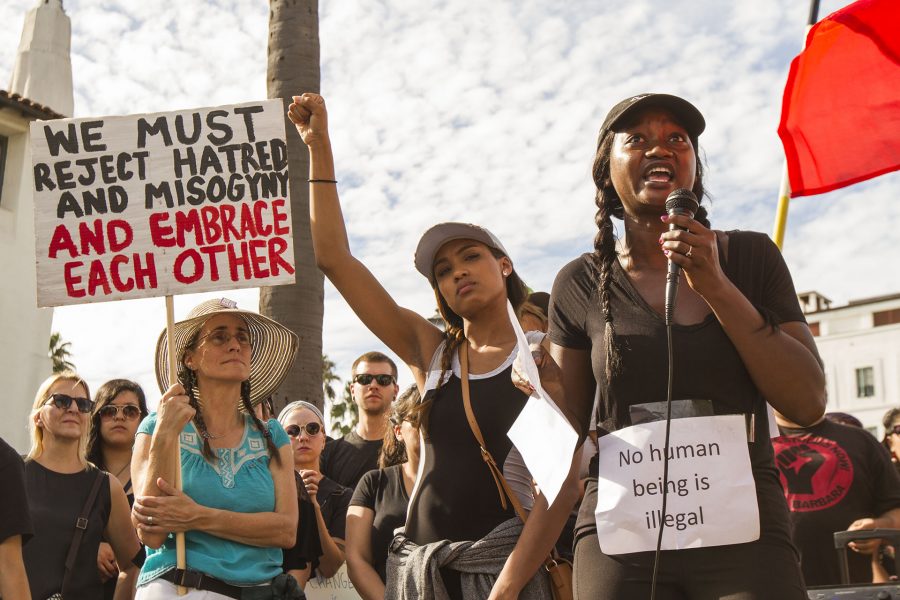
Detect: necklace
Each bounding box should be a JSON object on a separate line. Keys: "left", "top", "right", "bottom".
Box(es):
{"left": 110, "top": 461, "right": 130, "bottom": 481}
{"left": 200, "top": 429, "right": 224, "bottom": 440}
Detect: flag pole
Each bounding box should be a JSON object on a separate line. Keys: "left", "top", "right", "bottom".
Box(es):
{"left": 165, "top": 295, "right": 188, "bottom": 596}
{"left": 773, "top": 0, "right": 821, "bottom": 250}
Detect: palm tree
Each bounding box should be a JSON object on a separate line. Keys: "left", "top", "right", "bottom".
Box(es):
{"left": 48, "top": 332, "right": 75, "bottom": 373}
{"left": 260, "top": 0, "right": 324, "bottom": 415}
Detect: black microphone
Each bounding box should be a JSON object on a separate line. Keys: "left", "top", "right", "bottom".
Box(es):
{"left": 664, "top": 188, "right": 700, "bottom": 326}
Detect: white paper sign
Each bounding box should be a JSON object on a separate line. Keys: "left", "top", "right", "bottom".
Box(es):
{"left": 595, "top": 414, "right": 759, "bottom": 554}
{"left": 506, "top": 301, "right": 579, "bottom": 507}
{"left": 31, "top": 99, "right": 295, "bottom": 307}
{"left": 305, "top": 565, "right": 361, "bottom": 600}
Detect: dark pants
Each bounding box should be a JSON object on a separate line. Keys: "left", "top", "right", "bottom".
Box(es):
{"left": 573, "top": 533, "right": 807, "bottom": 600}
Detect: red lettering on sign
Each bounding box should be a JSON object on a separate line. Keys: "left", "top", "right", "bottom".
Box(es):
{"left": 228, "top": 242, "right": 251, "bottom": 281}
{"left": 272, "top": 199, "right": 290, "bottom": 235}
{"left": 268, "top": 237, "right": 295, "bottom": 276}
{"left": 79, "top": 220, "right": 106, "bottom": 256}
{"left": 249, "top": 239, "right": 269, "bottom": 278}
{"left": 221, "top": 204, "right": 240, "bottom": 241}
{"left": 87, "top": 259, "right": 112, "bottom": 296}
{"left": 109, "top": 254, "right": 134, "bottom": 292}
{"left": 108, "top": 220, "right": 133, "bottom": 252}
{"left": 150, "top": 213, "right": 175, "bottom": 247}
{"left": 199, "top": 245, "right": 225, "bottom": 281}
{"left": 64, "top": 261, "right": 85, "bottom": 297}
{"left": 254, "top": 201, "right": 272, "bottom": 236}
{"left": 239, "top": 203, "right": 258, "bottom": 238}
{"left": 175, "top": 209, "right": 202, "bottom": 247}
{"left": 49, "top": 225, "right": 78, "bottom": 259}
{"left": 174, "top": 249, "right": 203, "bottom": 284}
{"left": 134, "top": 253, "right": 157, "bottom": 290}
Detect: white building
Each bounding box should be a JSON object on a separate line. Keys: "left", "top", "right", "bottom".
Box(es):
{"left": 800, "top": 290, "right": 900, "bottom": 438}
{"left": 1, "top": 0, "right": 72, "bottom": 452}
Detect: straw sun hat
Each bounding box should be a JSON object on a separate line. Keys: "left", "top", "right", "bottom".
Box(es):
{"left": 154, "top": 298, "right": 299, "bottom": 407}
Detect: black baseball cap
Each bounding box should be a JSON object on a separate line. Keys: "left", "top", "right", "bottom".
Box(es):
{"left": 598, "top": 93, "right": 705, "bottom": 148}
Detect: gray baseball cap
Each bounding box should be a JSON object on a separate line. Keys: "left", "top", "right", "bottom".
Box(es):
{"left": 414, "top": 222, "right": 510, "bottom": 283}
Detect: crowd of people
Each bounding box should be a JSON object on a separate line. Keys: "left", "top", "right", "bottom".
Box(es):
{"left": 1, "top": 91, "right": 899, "bottom": 600}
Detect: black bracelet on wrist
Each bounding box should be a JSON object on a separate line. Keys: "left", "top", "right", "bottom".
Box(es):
{"left": 308, "top": 179, "right": 338, "bottom": 184}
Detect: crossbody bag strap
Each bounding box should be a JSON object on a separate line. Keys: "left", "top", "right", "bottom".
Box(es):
{"left": 459, "top": 345, "right": 527, "bottom": 521}
{"left": 62, "top": 469, "right": 106, "bottom": 593}
{"left": 460, "top": 347, "right": 570, "bottom": 573}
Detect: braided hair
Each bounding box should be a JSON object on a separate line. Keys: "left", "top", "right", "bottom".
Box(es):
{"left": 415, "top": 247, "right": 529, "bottom": 434}
{"left": 591, "top": 127, "right": 709, "bottom": 380}
{"left": 179, "top": 333, "right": 281, "bottom": 466}
{"left": 240, "top": 380, "right": 281, "bottom": 466}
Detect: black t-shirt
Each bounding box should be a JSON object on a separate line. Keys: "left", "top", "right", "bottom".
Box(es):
{"left": 774, "top": 420, "right": 900, "bottom": 586}
{"left": 547, "top": 230, "right": 803, "bottom": 549}
{"left": 405, "top": 360, "right": 528, "bottom": 545}
{"left": 283, "top": 472, "right": 323, "bottom": 571}
{"left": 0, "top": 438, "right": 32, "bottom": 544}
{"left": 320, "top": 430, "right": 384, "bottom": 490}
{"left": 23, "top": 462, "right": 111, "bottom": 600}
{"left": 318, "top": 475, "right": 352, "bottom": 540}
{"left": 350, "top": 465, "right": 410, "bottom": 582}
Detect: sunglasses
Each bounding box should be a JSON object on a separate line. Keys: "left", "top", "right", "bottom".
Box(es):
{"left": 285, "top": 423, "right": 322, "bottom": 438}
{"left": 45, "top": 393, "right": 94, "bottom": 414}
{"left": 98, "top": 404, "right": 142, "bottom": 420}
{"left": 890, "top": 425, "right": 900, "bottom": 436}
{"left": 353, "top": 373, "right": 395, "bottom": 386}
{"left": 198, "top": 330, "right": 253, "bottom": 348}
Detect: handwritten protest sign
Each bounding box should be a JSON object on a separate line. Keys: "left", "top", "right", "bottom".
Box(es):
{"left": 31, "top": 99, "right": 295, "bottom": 307}
{"left": 306, "top": 565, "right": 361, "bottom": 600}
{"left": 595, "top": 415, "right": 759, "bottom": 554}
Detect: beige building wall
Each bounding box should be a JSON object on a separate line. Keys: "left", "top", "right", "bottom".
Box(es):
{"left": 0, "top": 108, "right": 54, "bottom": 452}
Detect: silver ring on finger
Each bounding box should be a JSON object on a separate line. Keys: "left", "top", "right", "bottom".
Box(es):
{"left": 685, "top": 245, "right": 693, "bottom": 258}
{"left": 147, "top": 515, "right": 153, "bottom": 525}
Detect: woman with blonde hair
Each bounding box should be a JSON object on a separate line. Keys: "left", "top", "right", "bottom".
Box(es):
{"left": 23, "top": 371, "right": 141, "bottom": 599}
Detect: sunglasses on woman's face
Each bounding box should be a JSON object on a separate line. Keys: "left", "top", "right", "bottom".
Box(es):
{"left": 285, "top": 423, "right": 322, "bottom": 438}
{"left": 353, "top": 373, "right": 395, "bottom": 386}
{"left": 45, "top": 393, "right": 93, "bottom": 414}
{"left": 98, "top": 404, "right": 142, "bottom": 420}
{"left": 890, "top": 425, "right": 900, "bottom": 436}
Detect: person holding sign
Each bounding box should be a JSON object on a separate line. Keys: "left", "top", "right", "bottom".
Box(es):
{"left": 290, "top": 93, "right": 581, "bottom": 600}
{"left": 131, "top": 298, "right": 302, "bottom": 598}
{"left": 23, "top": 372, "right": 142, "bottom": 599}
{"left": 546, "top": 93, "right": 826, "bottom": 598}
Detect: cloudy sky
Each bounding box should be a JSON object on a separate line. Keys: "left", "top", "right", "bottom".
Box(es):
{"left": 2, "top": 0, "right": 897, "bottom": 414}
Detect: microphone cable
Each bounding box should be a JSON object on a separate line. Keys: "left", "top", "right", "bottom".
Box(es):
{"left": 649, "top": 322, "right": 676, "bottom": 600}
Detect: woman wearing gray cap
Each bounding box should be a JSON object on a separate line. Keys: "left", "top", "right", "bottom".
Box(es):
{"left": 546, "top": 93, "right": 824, "bottom": 597}
{"left": 289, "top": 93, "right": 581, "bottom": 600}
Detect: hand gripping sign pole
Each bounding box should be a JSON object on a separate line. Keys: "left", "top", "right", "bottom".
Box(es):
{"left": 165, "top": 295, "right": 187, "bottom": 595}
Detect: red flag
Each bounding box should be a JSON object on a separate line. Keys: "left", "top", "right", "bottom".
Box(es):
{"left": 778, "top": 0, "right": 900, "bottom": 198}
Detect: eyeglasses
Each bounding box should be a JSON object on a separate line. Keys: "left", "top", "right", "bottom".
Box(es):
{"left": 44, "top": 393, "right": 94, "bottom": 414}
{"left": 353, "top": 373, "right": 395, "bottom": 386}
{"left": 285, "top": 423, "right": 322, "bottom": 438}
{"left": 198, "top": 330, "right": 252, "bottom": 348}
{"left": 98, "top": 404, "right": 142, "bottom": 420}
{"left": 890, "top": 425, "right": 900, "bottom": 436}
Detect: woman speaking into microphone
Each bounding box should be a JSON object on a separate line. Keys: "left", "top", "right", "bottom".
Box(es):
{"left": 546, "top": 93, "right": 826, "bottom": 598}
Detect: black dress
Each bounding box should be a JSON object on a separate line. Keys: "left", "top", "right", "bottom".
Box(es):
{"left": 23, "top": 461, "right": 111, "bottom": 600}
{"left": 350, "top": 465, "right": 410, "bottom": 582}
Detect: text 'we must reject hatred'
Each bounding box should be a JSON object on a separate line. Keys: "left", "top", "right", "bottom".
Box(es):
{"left": 30, "top": 100, "right": 297, "bottom": 307}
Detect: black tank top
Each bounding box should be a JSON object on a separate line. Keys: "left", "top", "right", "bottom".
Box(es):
{"left": 405, "top": 363, "right": 528, "bottom": 545}
{"left": 23, "top": 461, "right": 111, "bottom": 600}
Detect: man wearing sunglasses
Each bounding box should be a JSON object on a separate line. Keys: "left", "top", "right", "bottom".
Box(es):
{"left": 320, "top": 351, "right": 400, "bottom": 490}
{"left": 773, "top": 410, "right": 900, "bottom": 586}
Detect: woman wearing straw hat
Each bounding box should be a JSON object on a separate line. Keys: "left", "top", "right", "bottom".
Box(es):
{"left": 289, "top": 93, "right": 582, "bottom": 600}
{"left": 131, "top": 298, "right": 302, "bottom": 598}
